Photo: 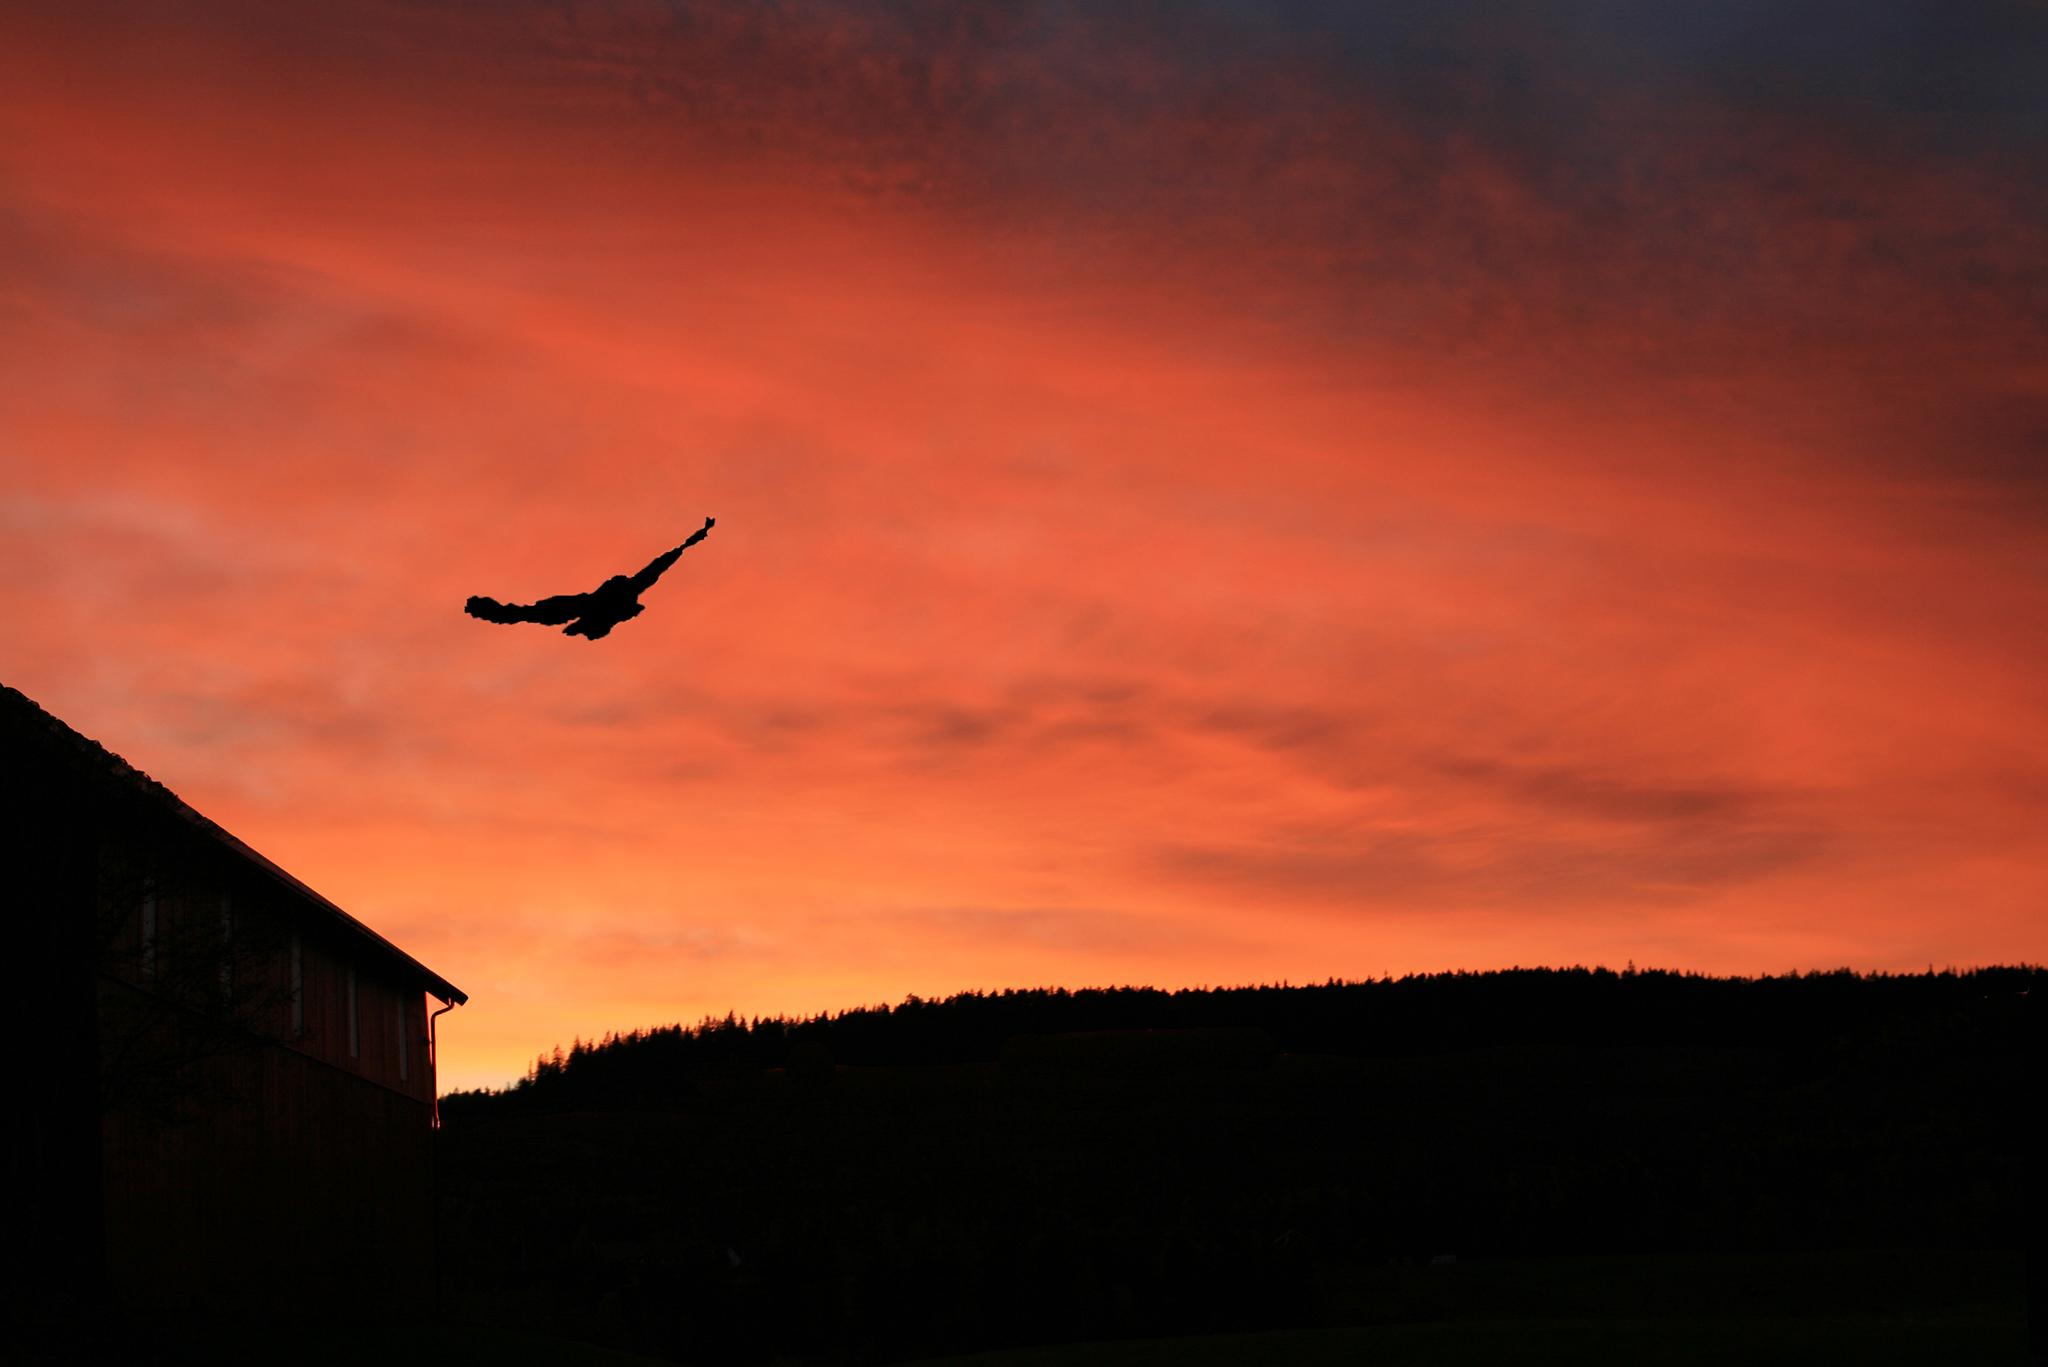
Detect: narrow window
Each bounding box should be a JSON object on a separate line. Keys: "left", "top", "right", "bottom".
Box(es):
{"left": 347, "top": 963, "right": 359, "bottom": 1060}
{"left": 140, "top": 874, "right": 157, "bottom": 977}
{"left": 219, "top": 893, "right": 234, "bottom": 999}
{"left": 290, "top": 934, "right": 304, "bottom": 1036}
{"left": 396, "top": 997, "right": 410, "bottom": 1082}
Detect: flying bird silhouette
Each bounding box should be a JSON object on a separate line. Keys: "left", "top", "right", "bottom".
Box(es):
{"left": 465, "top": 518, "right": 715, "bottom": 640}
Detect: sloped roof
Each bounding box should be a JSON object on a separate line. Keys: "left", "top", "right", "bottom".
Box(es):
{"left": 2, "top": 683, "right": 466, "bottom": 1005}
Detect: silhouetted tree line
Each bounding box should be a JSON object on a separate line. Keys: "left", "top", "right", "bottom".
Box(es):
{"left": 444, "top": 965, "right": 2036, "bottom": 1118}
{"left": 435, "top": 967, "right": 2034, "bottom": 1365}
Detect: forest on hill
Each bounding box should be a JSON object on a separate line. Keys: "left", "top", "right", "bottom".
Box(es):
{"left": 436, "top": 967, "right": 2035, "bottom": 1364}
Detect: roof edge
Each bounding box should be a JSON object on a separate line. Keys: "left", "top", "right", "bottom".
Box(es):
{"left": 3, "top": 683, "right": 467, "bottom": 1005}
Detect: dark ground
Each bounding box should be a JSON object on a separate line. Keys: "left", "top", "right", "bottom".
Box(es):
{"left": 427, "top": 969, "right": 2032, "bottom": 1364}
{"left": 46, "top": 1248, "right": 2023, "bottom": 1366}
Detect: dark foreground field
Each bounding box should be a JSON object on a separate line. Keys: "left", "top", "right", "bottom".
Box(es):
{"left": 65, "top": 1247, "right": 2024, "bottom": 1366}
{"left": 424, "top": 969, "right": 2032, "bottom": 1365}
{"left": 912, "top": 1248, "right": 2026, "bottom": 1367}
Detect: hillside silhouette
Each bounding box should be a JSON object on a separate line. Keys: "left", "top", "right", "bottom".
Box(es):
{"left": 437, "top": 967, "right": 2032, "bottom": 1364}
{"left": 448, "top": 965, "right": 2030, "bottom": 1110}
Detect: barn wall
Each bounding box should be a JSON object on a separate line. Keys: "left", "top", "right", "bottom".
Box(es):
{"left": 95, "top": 850, "right": 438, "bottom": 1090}
{"left": 290, "top": 930, "right": 435, "bottom": 1105}
{"left": 6, "top": 682, "right": 453, "bottom": 1318}
{"left": 100, "top": 974, "right": 435, "bottom": 1316}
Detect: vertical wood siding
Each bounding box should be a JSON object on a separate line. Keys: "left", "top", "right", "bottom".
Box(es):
{"left": 99, "top": 985, "right": 436, "bottom": 1316}
{"left": 89, "top": 822, "right": 445, "bottom": 1314}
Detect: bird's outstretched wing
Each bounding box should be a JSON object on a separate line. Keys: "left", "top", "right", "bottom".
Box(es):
{"left": 628, "top": 517, "right": 716, "bottom": 592}
{"left": 466, "top": 593, "right": 590, "bottom": 626}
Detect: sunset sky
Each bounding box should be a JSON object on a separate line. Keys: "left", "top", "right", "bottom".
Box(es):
{"left": 5, "top": 1, "right": 2045, "bottom": 1090}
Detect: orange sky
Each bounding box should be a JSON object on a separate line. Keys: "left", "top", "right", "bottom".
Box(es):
{"left": 5, "top": 1, "right": 2045, "bottom": 1089}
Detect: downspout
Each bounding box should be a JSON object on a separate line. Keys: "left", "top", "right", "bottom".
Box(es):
{"left": 429, "top": 998, "right": 460, "bottom": 1128}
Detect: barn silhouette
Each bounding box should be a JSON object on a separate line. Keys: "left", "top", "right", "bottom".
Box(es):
{"left": 5, "top": 684, "right": 465, "bottom": 1319}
